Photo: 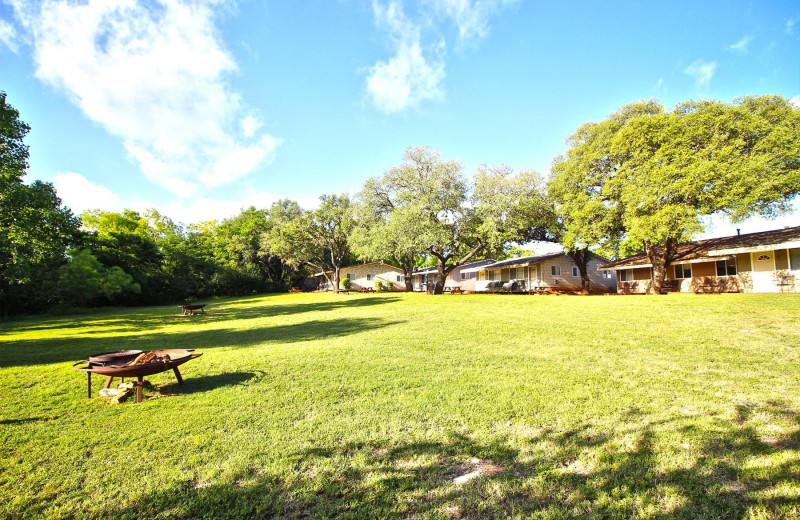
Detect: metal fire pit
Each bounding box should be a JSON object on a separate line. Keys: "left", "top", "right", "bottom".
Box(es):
{"left": 73, "top": 349, "right": 203, "bottom": 403}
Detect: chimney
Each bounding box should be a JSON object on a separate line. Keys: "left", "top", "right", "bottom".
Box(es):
{"left": 737, "top": 229, "right": 740, "bottom": 236}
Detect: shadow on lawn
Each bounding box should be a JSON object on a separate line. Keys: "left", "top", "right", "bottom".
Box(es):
{"left": 157, "top": 370, "right": 261, "bottom": 396}
{"left": 0, "top": 295, "right": 400, "bottom": 337}
{"left": 0, "top": 316, "right": 405, "bottom": 368}
{"left": 82, "top": 401, "right": 800, "bottom": 520}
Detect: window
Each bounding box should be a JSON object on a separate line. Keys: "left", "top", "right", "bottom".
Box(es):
{"left": 674, "top": 264, "right": 692, "bottom": 279}
{"left": 460, "top": 271, "right": 475, "bottom": 280}
{"left": 791, "top": 248, "right": 800, "bottom": 271}
{"left": 551, "top": 265, "right": 561, "bottom": 276}
{"left": 572, "top": 266, "right": 579, "bottom": 277}
{"left": 509, "top": 268, "right": 518, "bottom": 279}
{"left": 619, "top": 269, "right": 632, "bottom": 282}
{"left": 715, "top": 259, "right": 737, "bottom": 277}
{"left": 602, "top": 270, "right": 613, "bottom": 279}
{"left": 757, "top": 254, "right": 771, "bottom": 261}
{"left": 346, "top": 273, "right": 354, "bottom": 280}
{"left": 366, "top": 274, "right": 374, "bottom": 281}
{"left": 396, "top": 275, "right": 404, "bottom": 282}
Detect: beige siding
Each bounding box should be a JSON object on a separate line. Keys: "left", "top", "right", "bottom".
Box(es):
{"left": 342, "top": 263, "right": 406, "bottom": 291}
{"left": 692, "top": 261, "right": 716, "bottom": 277}
{"left": 633, "top": 267, "right": 651, "bottom": 281}
{"left": 737, "top": 253, "right": 752, "bottom": 271}
{"left": 775, "top": 249, "right": 789, "bottom": 270}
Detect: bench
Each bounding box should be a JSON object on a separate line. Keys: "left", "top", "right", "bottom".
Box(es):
{"left": 178, "top": 304, "right": 206, "bottom": 315}
{"left": 359, "top": 287, "right": 376, "bottom": 293}
{"left": 445, "top": 286, "right": 463, "bottom": 294}
{"left": 288, "top": 287, "right": 303, "bottom": 293}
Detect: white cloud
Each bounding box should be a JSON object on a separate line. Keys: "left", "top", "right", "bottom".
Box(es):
{"left": 9, "top": 0, "right": 279, "bottom": 196}
{"left": 50, "top": 172, "right": 122, "bottom": 215}
{"left": 787, "top": 19, "right": 796, "bottom": 35}
{"left": 683, "top": 59, "right": 717, "bottom": 87}
{"left": 0, "top": 19, "right": 18, "bottom": 53}
{"left": 790, "top": 95, "right": 800, "bottom": 108}
{"left": 726, "top": 35, "right": 752, "bottom": 52}
{"left": 429, "top": 0, "right": 516, "bottom": 42}
{"left": 240, "top": 115, "right": 261, "bottom": 138}
{"left": 367, "top": 1, "right": 445, "bottom": 113}
{"left": 48, "top": 171, "right": 320, "bottom": 224}
{"left": 366, "top": 0, "right": 513, "bottom": 113}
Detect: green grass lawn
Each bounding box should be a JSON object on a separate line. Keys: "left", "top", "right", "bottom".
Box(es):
{"left": 1, "top": 292, "right": 799, "bottom": 519}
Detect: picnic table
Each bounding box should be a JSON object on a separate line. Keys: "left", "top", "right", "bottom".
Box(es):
{"left": 178, "top": 303, "right": 206, "bottom": 315}
{"left": 359, "top": 287, "right": 376, "bottom": 293}
{"left": 288, "top": 287, "right": 303, "bottom": 293}
{"left": 444, "top": 286, "right": 463, "bottom": 294}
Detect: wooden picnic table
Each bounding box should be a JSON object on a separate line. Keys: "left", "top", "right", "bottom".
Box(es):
{"left": 359, "top": 287, "right": 376, "bottom": 293}
{"left": 444, "top": 286, "right": 463, "bottom": 294}
{"left": 178, "top": 303, "right": 206, "bottom": 315}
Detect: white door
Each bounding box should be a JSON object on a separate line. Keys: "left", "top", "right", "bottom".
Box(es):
{"left": 751, "top": 252, "right": 777, "bottom": 293}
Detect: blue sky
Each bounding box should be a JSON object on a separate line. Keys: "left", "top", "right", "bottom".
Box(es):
{"left": 1, "top": 0, "right": 799, "bottom": 237}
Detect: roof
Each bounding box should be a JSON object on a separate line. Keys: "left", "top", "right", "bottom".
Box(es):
{"left": 314, "top": 261, "right": 404, "bottom": 277}
{"left": 600, "top": 226, "right": 800, "bottom": 270}
{"left": 412, "top": 259, "right": 497, "bottom": 275}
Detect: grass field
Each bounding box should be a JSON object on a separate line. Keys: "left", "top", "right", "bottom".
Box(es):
{"left": 1, "top": 292, "right": 799, "bottom": 519}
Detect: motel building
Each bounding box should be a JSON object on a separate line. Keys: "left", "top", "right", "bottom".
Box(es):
{"left": 600, "top": 226, "right": 800, "bottom": 294}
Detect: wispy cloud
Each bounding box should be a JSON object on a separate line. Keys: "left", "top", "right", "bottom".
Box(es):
{"left": 366, "top": 1, "right": 445, "bottom": 113}
{"left": 726, "top": 35, "right": 752, "bottom": 52}
{"left": 787, "top": 19, "right": 796, "bottom": 35}
{"left": 0, "top": 19, "right": 18, "bottom": 53}
{"left": 429, "top": 0, "right": 516, "bottom": 43}
{"left": 366, "top": 0, "right": 514, "bottom": 113}
{"left": 790, "top": 95, "right": 800, "bottom": 108}
{"left": 9, "top": 0, "right": 279, "bottom": 197}
{"left": 683, "top": 59, "right": 717, "bottom": 87}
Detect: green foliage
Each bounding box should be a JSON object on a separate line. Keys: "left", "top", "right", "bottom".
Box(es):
{"left": 268, "top": 194, "right": 355, "bottom": 292}
{"left": 56, "top": 249, "right": 140, "bottom": 305}
{"left": 340, "top": 277, "right": 351, "bottom": 290}
{"left": 386, "top": 281, "right": 394, "bottom": 291}
{"left": 0, "top": 91, "right": 30, "bottom": 190}
{"left": 374, "top": 280, "right": 384, "bottom": 291}
{"left": 550, "top": 95, "right": 800, "bottom": 293}
{"left": 0, "top": 125, "right": 80, "bottom": 315}
{"left": 354, "top": 146, "right": 545, "bottom": 293}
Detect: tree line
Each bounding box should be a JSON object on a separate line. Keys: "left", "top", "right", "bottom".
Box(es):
{"left": 2, "top": 92, "right": 798, "bottom": 316}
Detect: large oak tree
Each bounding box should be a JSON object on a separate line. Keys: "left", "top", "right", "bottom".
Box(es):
{"left": 551, "top": 95, "right": 800, "bottom": 294}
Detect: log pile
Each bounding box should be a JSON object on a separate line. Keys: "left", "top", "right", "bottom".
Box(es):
{"left": 125, "top": 351, "right": 172, "bottom": 366}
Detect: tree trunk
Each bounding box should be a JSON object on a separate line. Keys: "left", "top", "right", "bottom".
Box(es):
{"left": 403, "top": 267, "right": 414, "bottom": 292}
{"left": 644, "top": 238, "right": 677, "bottom": 295}
{"left": 332, "top": 266, "right": 340, "bottom": 294}
{"left": 567, "top": 248, "right": 591, "bottom": 294}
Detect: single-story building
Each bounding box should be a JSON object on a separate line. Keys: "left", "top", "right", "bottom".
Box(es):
{"left": 463, "top": 252, "right": 616, "bottom": 293}
{"left": 318, "top": 262, "right": 406, "bottom": 291}
{"left": 599, "top": 226, "right": 800, "bottom": 294}
{"left": 411, "top": 259, "right": 496, "bottom": 292}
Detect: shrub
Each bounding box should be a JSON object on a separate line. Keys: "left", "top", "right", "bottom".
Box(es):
{"left": 375, "top": 280, "right": 384, "bottom": 291}
{"left": 386, "top": 281, "right": 394, "bottom": 291}
{"left": 340, "top": 277, "right": 351, "bottom": 290}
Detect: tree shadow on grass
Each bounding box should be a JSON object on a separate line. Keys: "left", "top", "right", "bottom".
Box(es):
{"left": 0, "top": 295, "right": 401, "bottom": 337}
{"left": 0, "top": 316, "right": 405, "bottom": 368}
{"left": 73, "top": 401, "right": 800, "bottom": 519}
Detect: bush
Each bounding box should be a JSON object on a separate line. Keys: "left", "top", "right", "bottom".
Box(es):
{"left": 340, "top": 277, "right": 351, "bottom": 290}
{"left": 375, "top": 280, "right": 384, "bottom": 291}
{"left": 386, "top": 281, "right": 394, "bottom": 291}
